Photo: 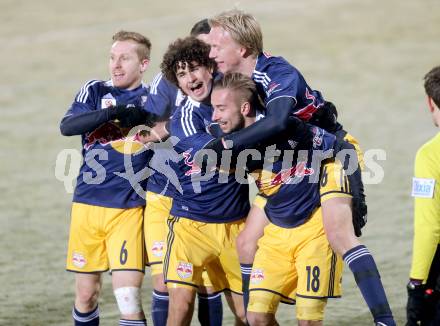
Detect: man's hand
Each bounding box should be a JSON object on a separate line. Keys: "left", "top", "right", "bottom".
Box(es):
{"left": 108, "top": 105, "right": 157, "bottom": 128}
{"left": 406, "top": 280, "right": 426, "bottom": 326}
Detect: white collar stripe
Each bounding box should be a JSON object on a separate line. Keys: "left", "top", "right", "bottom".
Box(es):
{"left": 77, "top": 80, "right": 99, "bottom": 103}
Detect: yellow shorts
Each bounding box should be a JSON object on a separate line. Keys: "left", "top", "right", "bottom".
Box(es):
{"left": 248, "top": 208, "right": 343, "bottom": 317}
{"left": 144, "top": 191, "right": 172, "bottom": 276}
{"left": 320, "top": 133, "right": 363, "bottom": 202}
{"left": 164, "top": 216, "right": 244, "bottom": 293}
{"left": 66, "top": 202, "right": 145, "bottom": 273}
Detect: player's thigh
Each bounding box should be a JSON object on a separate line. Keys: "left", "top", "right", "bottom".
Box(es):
{"left": 164, "top": 217, "right": 218, "bottom": 289}
{"left": 215, "top": 219, "right": 246, "bottom": 294}
{"left": 66, "top": 203, "right": 108, "bottom": 273}
{"left": 237, "top": 198, "right": 270, "bottom": 248}
{"left": 106, "top": 206, "right": 145, "bottom": 272}
{"left": 248, "top": 224, "right": 298, "bottom": 314}
{"left": 296, "top": 296, "right": 327, "bottom": 323}
{"left": 295, "top": 212, "right": 343, "bottom": 300}
{"left": 144, "top": 191, "right": 172, "bottom": 276}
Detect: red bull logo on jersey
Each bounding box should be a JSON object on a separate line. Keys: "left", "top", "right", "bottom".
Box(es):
{"left": 295, "top": 88, "right": 321, "bottom": 121}
{"left": 84, "top": 121, "right": 124, "bottom": 150}
{"left": 72, "top": 252, "right": 87, "bottom": 268}
{"left": 183, "top": 151, "right": 201, "bottom": 176}
{"left": 177, "top": 261, "right": 193, "bottom": 279}
{"left": 271, "top": 162, "right": 314, "bottom": 186}
{"left": 250, "top": 268, "right": 265, "bottom": 285}
{"left": 151, "top": 241, "right": 165, "bottom": 258}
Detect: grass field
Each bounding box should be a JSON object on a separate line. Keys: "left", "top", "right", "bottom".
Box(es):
{"left": 1, "top": 0, "right": 440, "bottom": 324}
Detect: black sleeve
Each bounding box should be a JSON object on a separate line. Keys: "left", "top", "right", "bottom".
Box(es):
{"left": 222, "top": 96, "right": 294, "bottom": 151}
{"left": 60, "top": 109, "right": 112, "bottom": 136}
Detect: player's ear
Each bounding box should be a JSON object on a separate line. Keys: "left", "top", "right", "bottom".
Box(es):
{"left": 241, "top": 101, "right": 251, "bottom": 116}
{"left": 140, "top": 59, "right": 150, "bottom": 73}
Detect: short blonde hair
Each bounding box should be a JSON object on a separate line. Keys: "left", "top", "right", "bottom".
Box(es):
{"left": 213, "top": 72, "right": 260, "bottom": 110}
{"left": 112, "top": 30, "right": 152, "bottom": 60}
{"left": 209, "top": 9, "right": 263, "bottom": 56}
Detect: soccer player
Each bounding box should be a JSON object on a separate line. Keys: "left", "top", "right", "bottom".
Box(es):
{"left": 211, "top": 71, "right": 343, "bottom": 325}
{"left": 60, "top": 31, "right": 152, "bottom": 326}
{"left": 141, "top": 19, "right": 223, "bottom": 326}
{"left": 159, "top": 36, "right": 248, "bottom": 326}
{"left": 207, "top": 9, "right": 395, "bottom": 326}
{"left": 407, "top": 66, "right": 440, "bottom": 325}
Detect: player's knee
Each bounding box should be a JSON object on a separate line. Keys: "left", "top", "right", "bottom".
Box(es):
{"left": 114, "top": 286, "right": 143, "bottom": 317}
{"left": 76, "top": 287, "right": 100, "bottom": 309}
{"left": 247, "top": 311, "right": 275, "bottom": 326}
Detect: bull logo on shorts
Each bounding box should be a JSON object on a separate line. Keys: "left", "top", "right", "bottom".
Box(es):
{"left": 151, "top": 241, "right": 165, "bottom": 257}
{"left": 177, "top": 261, "right": 193, "bottom": 279}
{"left": 72, "top": 252, "right": 87, "bottom": 268}
{"left": 250, "top": 268, "right": 265, "bottom": 285}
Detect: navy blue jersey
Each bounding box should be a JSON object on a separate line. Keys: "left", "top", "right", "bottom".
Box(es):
{"left": 64, "top": 79, "right": 151, "bottom": 208}
{"left": 169, "top": 97, "right": 250, "bottom": 222}
{"left": 253, "top": 125, "right": 336, "bottom": 228}
{"left": 144, "top": 73, "right": 185, "bottom": 197}
{"left": 253, "top": 52, "right": 325, "bottom": 121}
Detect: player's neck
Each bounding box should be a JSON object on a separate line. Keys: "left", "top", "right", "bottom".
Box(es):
{"left": 239, "top": 56, "right": 258, "bottom": 77}
{"left": 244, "top": 116, "right": 256, "bottom": 128}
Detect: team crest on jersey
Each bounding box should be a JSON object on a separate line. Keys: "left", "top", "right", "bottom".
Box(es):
{"left": 141, "top": 96, "right": 148, "bottom": 105}
{"left": 151, "top": 241, "right": 165, "bottom": 257}
{"left": 176, "top": 261, "right": 193, "bottom": 279}
{"left": 72, "top": 252, "right": 87, "bottom": 268}
{"left": 250, "top": 268, "right": 265, "bottom": 284}
{"left": 101, "top": 94, "right": 116, "bottom": 108}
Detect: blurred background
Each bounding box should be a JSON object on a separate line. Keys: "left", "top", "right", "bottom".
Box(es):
{"left": 1, "top": 0, "right": 440, "bottom": 324}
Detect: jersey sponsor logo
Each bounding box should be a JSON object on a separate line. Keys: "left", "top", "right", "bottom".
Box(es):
{"left": 84, "top": 122, "right": 124, "bottom": 149}
{"left": 151, "top": 241, "right": 165, "bottom": 257}
{"left": 183, "top": 151, "right": 201, "bottom": 176}
{"left": 72, "top": 252, "right": 87, "bottom": 268}
{"left": 177, "top": 261, "right": 193, "bottom": 279}
{"left": 271, "top": 162, "right": 314, "bottom": 186}
{"left": 250, "top": 268, "right": 265, "bottom": 284}
{"left": 101, "top": 94, "right": 116, "bottom": 108}
{"left": 412, "top": 177, "right": 435, "bottom": 198}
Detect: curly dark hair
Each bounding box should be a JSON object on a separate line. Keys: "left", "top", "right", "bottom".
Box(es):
{"left": 424, "top": 66, "right": 440, "bottom": 108}
{"left": 160, "top": 36, "right": 216, "bottom": 87}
